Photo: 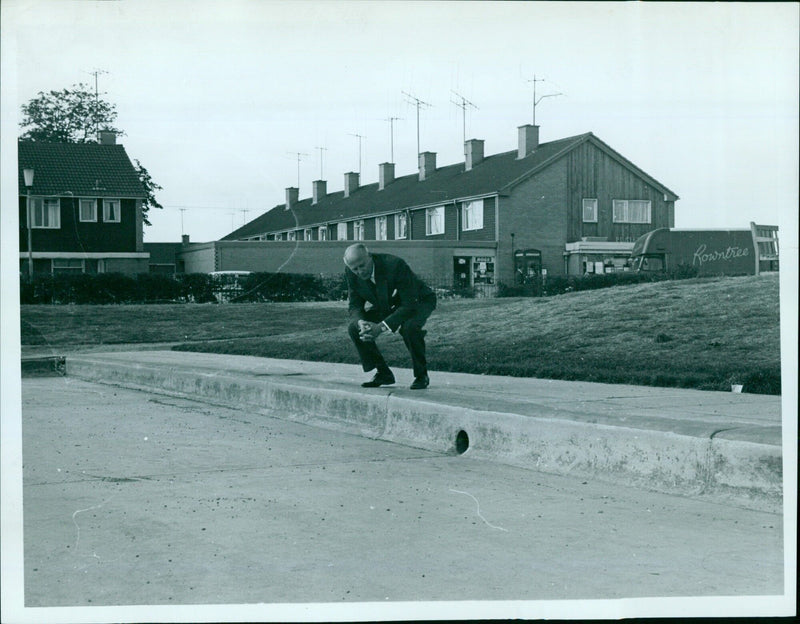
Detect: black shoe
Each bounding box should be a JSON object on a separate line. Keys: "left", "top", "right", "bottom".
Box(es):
{"left": 410, "top": 375, "right": 429, "bottom": 390}
{"left": 362, "top": 370, "right": 395, "bottom": 387}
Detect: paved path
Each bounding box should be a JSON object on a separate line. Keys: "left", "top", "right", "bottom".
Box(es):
{"left": 19, "top": 376, "right": 784, "bottom": 616}
{"left": 63, "top": 350, "right": 783, "bottom": 512}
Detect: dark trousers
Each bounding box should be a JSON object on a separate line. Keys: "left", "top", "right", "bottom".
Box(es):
{"left": 348, "top": 303, "right": 435, "bottom": 379}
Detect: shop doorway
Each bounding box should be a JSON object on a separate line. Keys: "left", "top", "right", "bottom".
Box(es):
{"left": 453, "top": 256, "right": 470, "bottom": 289}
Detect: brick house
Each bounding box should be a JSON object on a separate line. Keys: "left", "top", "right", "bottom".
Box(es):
{"left": 186, "top": 123, "right": 678, "bottom": 289}
{"left": 18, "top": 133, "right": 149, "bottom": 275}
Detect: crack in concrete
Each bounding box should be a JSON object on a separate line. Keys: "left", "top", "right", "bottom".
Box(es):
{"left": 449, "top": 488, "right": 509, "bottom": 532}
{"left": 71, "top": 492, "right": 118, "bottom": 565}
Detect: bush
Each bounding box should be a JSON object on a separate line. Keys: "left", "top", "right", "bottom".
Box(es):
{"left": 19, "top": 265, "right": 705, "bottom": 304}
{"left": 237, "top": 272, "right": 337, "bottom": 302}
{"left": 20, "top": 272, "right": 205, "bottom": 304}
{"left": 498, "top": 266, "right": 700, "bottom": 298}
{"left": 178, "top": 273, "right": 217, "bottom": 303}
{"left": 19, "top": 271, "right": 354, "bottom": 305}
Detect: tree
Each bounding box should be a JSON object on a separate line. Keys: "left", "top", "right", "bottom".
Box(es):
{"left": 19, "top": 83, "right": 162, "bottom": 225}
{"left": 19, "top": 83, "right": 123, "bottom": 143}
{"left": 133, "top": 159, "right": 163, "bottom": 226}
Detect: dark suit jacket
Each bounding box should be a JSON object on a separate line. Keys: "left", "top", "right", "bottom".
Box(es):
{"left": 346, "top": 253, "right": 436, "bottom": 332}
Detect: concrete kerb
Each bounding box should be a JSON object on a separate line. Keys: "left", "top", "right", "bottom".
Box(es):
{"left": 64, "top": 354, "right": 782, "bottom": 513}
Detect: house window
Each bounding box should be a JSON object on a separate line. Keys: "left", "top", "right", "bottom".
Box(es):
{"left": 582, "top": 198, "right": 598, "bottom": 223}
{"left": 376, "top": 216, "right": 387, "bottom": 240}
{"left": 394, "top": 213, "right": 407, "bottom": 239}
{"left": 337, "top": 222, "right": 347, "bottom": 241}
{"left": 318, "top": 226, "right": 328, "bottom": 241}
{"left": 612, "top": 199, "right": 651, "bottom": 224}
{"left": 287, "top": 230, "right": 296, "bottom": 241}
{"left": 31, "top": 198, "right": 61, "bottom": 229}
{"left": 462, "top": 199, "right": 484, "bottom": 231}
{"left": 304, "top": 228, "right": 313, "bottom": 241}
{"left": 353, "top": 220, "right": 365, "bottom": 241}
{"left": 426, "top": 206, "right": 445, "bottom": 236}
{"left": 52, "top": 258, "right": 84, "bottom": 274}
{"left": 103, "top": 199, "right": 121, "bottom": 223}
{"left": 79, "top": 199, "right": 97, "bottom": 222}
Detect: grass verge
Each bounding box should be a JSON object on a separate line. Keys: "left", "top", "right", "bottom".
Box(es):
{"left": 20, "top": 274, "right": 780, "bottom": 394}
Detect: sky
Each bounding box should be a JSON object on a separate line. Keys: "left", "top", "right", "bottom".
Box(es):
{"left": 2, "top": 0, "right": 797, "bottom": 244}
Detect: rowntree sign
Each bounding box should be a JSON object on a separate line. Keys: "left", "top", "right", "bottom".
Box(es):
{"left": 692, "top": 243, "right": 750, "bottom": 267}
{"left": 631, "top": 228, "right": 758, "bottom": 276}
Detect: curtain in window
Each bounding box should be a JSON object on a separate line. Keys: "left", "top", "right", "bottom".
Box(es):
{"left": 426, "top": 207, "right": 444, "bottom": 235}
{"left": 32, "top": 198, "right": 60, "bottom": 227}
{"left": 395, "top": 213, "right": 407, "bottom": 239}
{"left": 462, "top": 200, "right": 484, "bottom": 230}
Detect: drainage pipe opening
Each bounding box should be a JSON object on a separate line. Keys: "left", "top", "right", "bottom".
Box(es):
{"left": 455, "top": 430, "right": 469, "bottom": 455}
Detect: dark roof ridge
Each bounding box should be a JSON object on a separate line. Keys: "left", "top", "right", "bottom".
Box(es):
{"left": 284, "top": 135, "right": 588, "bottom": 208}
{"left": 18, "top": 139, "right": 144, "bottom": 197}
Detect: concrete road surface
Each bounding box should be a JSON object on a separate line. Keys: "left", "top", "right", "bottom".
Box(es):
{"left": 19, "top": 376, "right": 783, "bottom": 612}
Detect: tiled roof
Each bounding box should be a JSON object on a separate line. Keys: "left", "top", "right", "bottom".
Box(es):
{"left": 222, "top": 133, "right": 591, "bottom": 240}
{"left": 18, "top": 140, "right": 146, "bottom": 198}
{"left": 222, "top": 131, "right": 678, "bottom": 241}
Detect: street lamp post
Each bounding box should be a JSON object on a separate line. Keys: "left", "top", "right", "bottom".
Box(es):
{"left": 23, "top": 168, "right": 34, "bottom": 278}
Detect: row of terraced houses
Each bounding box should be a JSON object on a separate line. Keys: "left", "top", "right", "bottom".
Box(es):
{"left": 19, "top": 122, "right": 687, "bottom": 290}
{"left": 199, "top": 123, "right": 680, "bottom": 290}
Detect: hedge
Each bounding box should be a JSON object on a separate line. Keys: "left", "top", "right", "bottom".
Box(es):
{"left": 497, "top": 265, "right": 700, "bottom": 298}
{"left": 19, "top": 272, "right": 347, "bottom": 305}
{"left": 20, "top": 266, "right": 700, "bottom": 304}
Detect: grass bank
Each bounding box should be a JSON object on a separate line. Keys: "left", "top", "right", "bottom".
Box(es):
{"left": 20, "top": 274, "right": 780, "bottom": 394}
{"left": 173, "top": 274, "right": 780, "bottom": 394}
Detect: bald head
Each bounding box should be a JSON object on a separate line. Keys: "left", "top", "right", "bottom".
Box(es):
{"left": 344, "top": 244, "right": 373, "bottom": 280}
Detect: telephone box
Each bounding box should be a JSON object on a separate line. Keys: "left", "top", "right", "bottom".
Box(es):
{"left": 514, "top": 249, "right": 542, "bottom": 285}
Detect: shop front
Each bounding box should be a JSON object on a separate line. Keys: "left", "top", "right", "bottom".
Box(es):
{"left": 452, "top": 252, "right": 496, "bottom": 296}
{"left": 563, "top": 240, "right": 635, "bottom": 276}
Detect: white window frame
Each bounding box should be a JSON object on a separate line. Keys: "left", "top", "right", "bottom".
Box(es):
{"left": 612, "top": 199, "right": 651, "bottom": 224}
{"left": 353, "top": 220, "right": 365, "bottom": 241}
{"left": 31, "top": 197, "right": 61, "bottom": 229}
{"left": 337, "top": 222, "right": 348, "bottom": 241}
{"left": 79, "top": 199, "right": 97, "bottom": 222}
{"left": 582, "top": 198, "right": 598, "bottom": 223}
{"left": 426, "top": 206, "right": 445, "bottom": 236}
{"left": 52, "top": 258, "right": 84, "bottom": 273}
{"left": 461, "top": 199, "right": 484, "bottom": 231}
{"left": 318, "top": 226, "right": 328, "bottom": 241}
{"left": 394, "top": 213, "right": 407, "bottom": 240}
{"left": 287, "top": 230, "right": 296, "bottom": 241}
{"left": 304, "top": 228, "right": 313, "bottom": 241}
{"left": 376, "top": 216, "right": 388, "bottom": 240}
{"left": 103, "top": 199, "right": 121, "bottom": 223}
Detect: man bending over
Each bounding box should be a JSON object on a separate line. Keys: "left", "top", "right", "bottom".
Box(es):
{"left": 344, "top": 244, "right": 436, "bottom": 389}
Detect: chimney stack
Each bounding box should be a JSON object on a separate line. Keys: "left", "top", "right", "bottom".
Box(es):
{"left": 418, "top": 151, "right": 436, "bottom": 181}
{"left": 181, "top": 234, "right": 190, "bottom": 245}
{"left": 379, "top": 163, "right": 395, "bottom": 190}
{"left": 517, "top": 124, "right": 539, "bottom": 159}
{"left": 464, "top": 139, "right": 484, "bottom": 171}
{"left": 343, "top": 172, "right": 359, "bottom": 198}
{"left": 312, "top": 180, "right": 327, "bottom": 204}
{"left": 98, "top": 130, "right": 117, "bottom": 145}
{"left": 285, "top": 187, "right": 299, "bottom": 210}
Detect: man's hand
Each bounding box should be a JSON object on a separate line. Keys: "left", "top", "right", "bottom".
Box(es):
{"left": 358, "top": 320, "right": 384, "bottom": 342}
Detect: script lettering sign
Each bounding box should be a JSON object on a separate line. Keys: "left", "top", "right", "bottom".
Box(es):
{"left": 692, "top": 244, "right": 750, "bottom": 267}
